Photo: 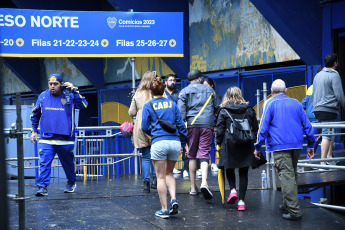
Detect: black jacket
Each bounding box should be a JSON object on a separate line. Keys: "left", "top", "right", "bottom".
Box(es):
{"left": 216, "top": 102, "right": 258, "bottom": 169}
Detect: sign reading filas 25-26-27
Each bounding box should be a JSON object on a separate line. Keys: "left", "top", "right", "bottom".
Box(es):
{"left": 0, "top": 8, "right": 183, "bottom": 57}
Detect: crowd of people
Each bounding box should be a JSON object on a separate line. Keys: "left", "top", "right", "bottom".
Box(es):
{"left": 31, "top": 53, "right": 342, "bottom": 221}
{"left": 128, "top": 68, "right": 317, "bottom": 220}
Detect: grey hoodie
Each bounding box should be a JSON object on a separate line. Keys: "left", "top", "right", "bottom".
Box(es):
{"left": 178, "top": 81, "right": 216, "bottom": 129}
{"left": 312, "top": 67, "right": 345, "bottom": 115}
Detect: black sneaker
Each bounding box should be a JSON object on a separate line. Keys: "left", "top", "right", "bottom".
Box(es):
{"left": 36, "top": 187, "right": 48, "bottom": 197}
{"left": 151, "top": 177, "right": 157, "bottom": 189}
{"left": 169, "top": 199, "right": 179, "bottom": 215}
{"left": 200, "top": 185, "right": 213, "bottom": 200}
{"left": 143, "top": 181, "right": 150, "bottom": 193}
{"left": 64, "top": 183, "right": 76, "bottom": 193}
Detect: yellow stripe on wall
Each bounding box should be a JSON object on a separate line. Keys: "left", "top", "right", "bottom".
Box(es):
{"left": 101, "top": 102, "right": 133, "bottom": 124}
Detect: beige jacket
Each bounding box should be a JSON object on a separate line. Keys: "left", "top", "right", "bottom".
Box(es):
{"left": 128, "top": 90, "right": 152, "bottom": 148}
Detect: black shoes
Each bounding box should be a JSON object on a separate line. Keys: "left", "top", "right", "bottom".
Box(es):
{"left": 151, "top": 177, "right": 157, "bottom": 189}
{"left": 143, "top": 181, "right": 150, "bottom": 193}
{"left": 282, "top": 213, "right": 302, "bottom": 220}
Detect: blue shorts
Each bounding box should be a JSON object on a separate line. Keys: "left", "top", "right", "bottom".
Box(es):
{"left": 151, "top": 140, "right": 181, "bottom": 161}
{"left": 319, "top": 119, "right": 337, "bottom": 140}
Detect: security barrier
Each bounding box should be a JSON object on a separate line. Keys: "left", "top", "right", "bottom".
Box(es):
{"left": 4, "top": 126, "right": 139, "bottom": 179}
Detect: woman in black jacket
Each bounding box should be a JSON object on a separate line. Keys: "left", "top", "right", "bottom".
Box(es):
{"left": 216, "top": 87, "right": 258, "bottom": 211}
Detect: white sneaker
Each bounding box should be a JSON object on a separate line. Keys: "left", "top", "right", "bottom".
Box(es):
{"left": 196, "top": 169, "right": 202, "bottom": 176}
{"left": 173, "top": 168, "right": 181, "bottom": 174}
{"left": 211, "top": 163, "right": 219, "bottom": 172}
{"left": 183, "top": 170, "right": 189, "bottom": 178}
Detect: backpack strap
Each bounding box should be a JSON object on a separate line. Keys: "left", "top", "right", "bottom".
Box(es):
{"left": 149, "top": 101, "right": 160, "bottom": 120}
{"left": 223, "top": 108, "right": 234, "bottom": 122}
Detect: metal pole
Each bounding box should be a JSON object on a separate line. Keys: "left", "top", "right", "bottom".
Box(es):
{"left": 0, "top": 69, "right": 9, "bottom": 230}
{"left": 16, "top": 93, "right": 25, "bottom": 230}
{"left": 271, "top": 152, "right": 277, "bottom": 190}
{"left": 262, "top": 82, "right": 271, "bottom": 189}
{"left": 256, "top": 89, "right": 260, "bottom": 120}
{"left": 312, "top": 203, "right": 345, "bottom": 211}
{"left": 128, "top": 11, "right": 138, "bottom": 175}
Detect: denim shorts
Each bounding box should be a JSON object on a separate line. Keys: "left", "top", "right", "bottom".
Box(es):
{"left": 319, "top": 119, "right": 337, "bottom": 140}
{"left": 151, "top": 140, "right": 181, "bottom": 161}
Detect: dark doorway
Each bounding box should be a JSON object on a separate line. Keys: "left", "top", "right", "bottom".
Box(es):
{"left": 78, "top": 92, "right": 98, "bottom": 127}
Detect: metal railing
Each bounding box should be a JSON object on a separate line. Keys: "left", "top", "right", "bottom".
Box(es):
{"left": 4, "top": 126, "right": 140, "bottom": 179}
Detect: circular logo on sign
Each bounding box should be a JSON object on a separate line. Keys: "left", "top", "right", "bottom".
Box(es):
{"left": 16, "top": 38, "right": 24, "bottom": 47}
{"left": 169, "top": 39, "right": 176, "bottom": 47}
{"left": 101, "top": 39, "right": 109, "bottom": 47}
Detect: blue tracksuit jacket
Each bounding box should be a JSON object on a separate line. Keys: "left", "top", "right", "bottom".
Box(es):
{"left": 142, "top": 96, "right": 187, "bottom": 146}
{"left": 255, "top": 94, "right": 315, "bottom": 152}
{"left": 31, "top": 88, "right": 88, "bottom": 141}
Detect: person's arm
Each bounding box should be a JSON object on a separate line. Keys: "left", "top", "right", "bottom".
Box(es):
{"left": 175, "top": 105, "right": 187, "bottom": 147}
{"left": 128, "top": 97, "right": 137, "bottom": 118}
{"left": 249, "top": 107, "right": 259, "bottom": 138}
{"left": 332, "top": 74, "right": 345, "bottom": 109}
{"left": 215, "top": 109, "right": 226, "bottom": 145}
{"left": 141, "top": 103, "right": 151, "bottom": 136}
{"left": 30, "top": 92, "right": 44, "bottom": 143}
{"left": 177, "top": 90, "right": 187, "bottom": 120}
{"left": 71, "top": 86, "right": 88, "bottom": 109}
{"left": 299, "top": 105, "right": 315, "bottom": 149}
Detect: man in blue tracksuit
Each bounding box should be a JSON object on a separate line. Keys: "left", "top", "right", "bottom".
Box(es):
{"left": 31, "top": 74, "right": 88, "bottom": 196}
{"left": 254, "top": 79, "right": 315, "bottom": 220}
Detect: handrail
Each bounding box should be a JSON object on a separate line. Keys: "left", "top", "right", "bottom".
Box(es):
{"left": 312, "top": 203, "right": 345, "bottom": 211}
{"left": 298, "top": 157, "right": 345, "bottom": 163}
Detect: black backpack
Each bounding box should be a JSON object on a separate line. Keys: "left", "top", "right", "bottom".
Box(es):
{"left": 223, "top": 108, "right": 254, "bottom": 144}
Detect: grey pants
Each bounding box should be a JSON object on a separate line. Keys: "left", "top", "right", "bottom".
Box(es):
{"left": 273, "top": 149, "right": 302, "bottom": 217}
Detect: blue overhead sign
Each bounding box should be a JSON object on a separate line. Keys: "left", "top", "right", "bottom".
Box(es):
{"left": 0, "top": 9, "right": 183, "bottom": 57}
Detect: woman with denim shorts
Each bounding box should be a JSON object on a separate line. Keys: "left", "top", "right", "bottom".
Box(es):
{"left": 142, "top": 76, "right": 187, "bottom": 219}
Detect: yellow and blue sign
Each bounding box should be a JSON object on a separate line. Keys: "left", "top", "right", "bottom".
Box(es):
{"left": 0, "top": 8, "right": 183, "bottom": 57}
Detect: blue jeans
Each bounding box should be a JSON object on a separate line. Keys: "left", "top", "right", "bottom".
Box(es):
{"left": 318, "top": 119, "right": 337, "bottom": 140}
{"left": 141, "top": 146, "right": 156, "bottom": 182}
{"left": 37, "top": 143, "right": 75, "bottom": 188}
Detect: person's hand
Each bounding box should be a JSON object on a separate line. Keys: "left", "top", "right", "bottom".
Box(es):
{"left": 62, "top": 82, "right": 74, "bottom": 90}
{"left": 307, "top": 148, "right": 314, "bottom": 159}
{"left": 254, "top": 150, "right": 261, "bottom": 160}
{"left": 31, "top": 133, "right": 37, "bottom": 144}
{"left": 180, "top": 146, "right": 186, "bottom": 154}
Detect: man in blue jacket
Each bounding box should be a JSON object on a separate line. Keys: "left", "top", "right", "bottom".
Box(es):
{"left": 31, "top": 74, "right": 88, "bottom": 196}
{"left": 254, "top": 79, "right": 315, "bottom": 220}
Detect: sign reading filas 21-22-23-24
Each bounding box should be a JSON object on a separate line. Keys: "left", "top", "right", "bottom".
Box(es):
{"left": 0, "top": 8, "right": 183, "bottom": 57}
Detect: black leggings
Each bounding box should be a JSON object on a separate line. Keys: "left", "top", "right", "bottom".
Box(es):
{"left": 226, "top": 166, "right": 249, "bottom": 201}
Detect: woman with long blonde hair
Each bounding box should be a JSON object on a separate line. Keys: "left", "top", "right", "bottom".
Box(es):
{"left": 129, "top": 71, "right": 157, "bottom": 193}
{"left": 216, "top": 86, "right": 258, "bottom": 211}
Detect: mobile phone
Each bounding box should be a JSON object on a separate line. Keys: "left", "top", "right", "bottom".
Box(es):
{"left": 61, "top": 84, "right": 67, "bottom": 91}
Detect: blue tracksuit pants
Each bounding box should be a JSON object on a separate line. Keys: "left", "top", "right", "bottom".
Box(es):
{"left": 37, "top": 143, "right": 75, "bottom": 188}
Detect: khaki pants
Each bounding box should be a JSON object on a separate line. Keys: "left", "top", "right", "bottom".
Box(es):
{"left": 273, "top": 149, "right": 302, "bottom": 217}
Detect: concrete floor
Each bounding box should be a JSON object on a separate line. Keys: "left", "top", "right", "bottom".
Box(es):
{"left": 7, "top": 168, "right": 345, "bottom": 230}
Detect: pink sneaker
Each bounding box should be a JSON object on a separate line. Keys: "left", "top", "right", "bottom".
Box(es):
{"left": 238, "top": 201, "right": 246, "bottom": 211}
{"left": 227, "top": 192, "right": 238, "bottom": 204}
